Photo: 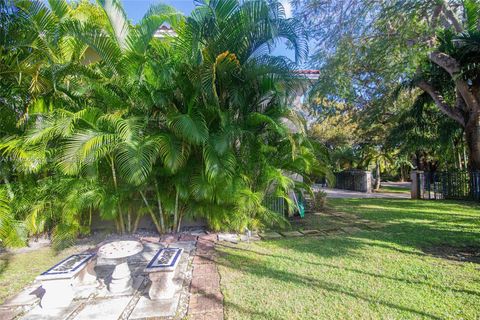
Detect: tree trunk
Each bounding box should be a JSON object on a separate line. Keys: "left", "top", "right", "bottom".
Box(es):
{"left": 173, "top": 189, "right": 179, "bottom": 232}
{"left": 140, "top": 191, "right": 162, "bottom": 234}
{"left": 154, "top": 180, "right": 165, "bottom": 233}
{"left": 465, "top": 112, "right": 480, "bottom": 170}
{"left": 374, "top": 161, "right": 381, "bottom": 190}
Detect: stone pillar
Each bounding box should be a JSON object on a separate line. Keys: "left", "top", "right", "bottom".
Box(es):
{"left": 357, "top": 171, "right": 372, "bottom": 193}
{"left": 364, "top": 171, "right": 373, "bottom": 193}
{"left": 410, "top": 170, "right": 423, "bottom": 199}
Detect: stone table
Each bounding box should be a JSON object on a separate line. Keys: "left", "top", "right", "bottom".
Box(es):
{"left": 98, "top": 240, "right": 143, "bottom": 294}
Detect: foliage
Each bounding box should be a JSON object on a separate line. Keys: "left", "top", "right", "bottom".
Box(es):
{"left": 0, "top": 0, "right": 325, "bottom": 247}
{"left": 295, "top": 0, "right": 480, "bottom": 173}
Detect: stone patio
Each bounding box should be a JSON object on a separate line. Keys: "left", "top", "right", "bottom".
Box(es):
{"left": 0, "top": 235, "right": 198, "bottom": 320}
{"left": 0, "top": 210, "right": 386, "bottom": 320}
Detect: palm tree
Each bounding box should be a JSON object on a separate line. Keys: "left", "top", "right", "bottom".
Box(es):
{"left": 0, "top": 0, "right": 328, "bottom": 246}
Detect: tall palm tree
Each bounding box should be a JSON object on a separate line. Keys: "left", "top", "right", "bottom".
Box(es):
{"left": 0, "top": 0, "right": 328, "bottom": 246}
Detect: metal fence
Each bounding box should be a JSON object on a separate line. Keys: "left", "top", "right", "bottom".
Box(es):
{"left": 263, "top": 196, "right": 286, "bottom": 215}
{"left": 415, "top": 171, "right": 480, "bottom": 201}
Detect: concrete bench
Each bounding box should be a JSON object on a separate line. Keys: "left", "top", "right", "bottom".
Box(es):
{"left": 144, "top": 248, "right": 183, "bottom": 300}
{"left": 36, "top": 253, "right": 97, "bottom": 310}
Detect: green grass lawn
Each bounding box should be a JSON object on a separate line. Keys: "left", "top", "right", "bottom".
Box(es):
{"left": 217, "top": 199, "right": 480, "bottom": 319}
{"left": 0, "top": 247, "right": 80, "bottom": 304}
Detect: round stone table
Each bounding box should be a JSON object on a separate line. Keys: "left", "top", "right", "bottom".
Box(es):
{"left": 98, "top": 240, "right": 143, "bottom": 293}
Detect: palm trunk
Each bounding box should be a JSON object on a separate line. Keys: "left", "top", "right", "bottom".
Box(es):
{"left": 109, "top": 156, "right": 125, "bottom": 234}
{"left": 127, "top": 208, "right": 132, "bottom": 233}
{"left": 132, "top": 212, "right": 141, "bottom": 234}
{"left": 465, "top": 112, "right": 480, "bottom": 170}
{"left": 154, "top": 180, "right": 165, "bottom": 233}
{"left": 176, "top": 210, "right": 183, "bottom": 233}
{"left": 140, "top": 191, "right": 162, "bottom": 234}
{"left": 173, "top": 189, "right": 179, "bottom": 232}
{"left": 89, "top": 207, "right": 92, "bottom": 227}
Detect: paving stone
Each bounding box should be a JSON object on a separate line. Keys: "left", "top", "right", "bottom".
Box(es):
{"left": 138, "top": 242, "right": 165, "bottom": 262}
{"left": 21, "top": 300, "right": 82, "bottom": 320}
{"left": 317, "top": 225, "right": 342, "bottom": 231}
{"left": 129, "top": 293, "right": 179, "bottom": 319}
{"left": 299, "top": 229, "right": 322, "bottom": 236}
{"left": 193, "top": 255, "right": 215, "bottom": 265}
{"left": 190, "top": 230, "right": 207, "bottom": 237}
{"left": 179, "top": 234, "right": 198, "bottom": 241}
{"left": 2, "top": 284, "right": 42, "bottom": 307}
{"left": 217, "top": 233, "right": 239, "bottom": 243}
{"left": 188, "top": 311, "right": 224, "bottom": 320}
{"left": 159, "top": 234, "right": 179, "bottom": 244}
{"left": 324, "top": 229, "right": 346, "bottom": 236}
{"left": 169, "top": 241, "right": 197, "bottom": 253}
{"left": 198, "top": 234, "right": 218, "bottom": 243}
{"left": 259, "top": 232, "right": 283, "bottom": 240}
{"left": 139, "top": 236, "right": 159, "bottom": 243}
{"left": 0, "top": 306, "right": 24, "bottom": 320}
{"left": 239, "top": 234, "right": 261, "bottom": 242}
{"left": 188, "top": 292, "right": 223, "bottom": 315}
{"left": 279, "top": 231, "right": 304, "bottom": 237}
{"left": 73, "top": 297, "right": 131, "bottom": 320}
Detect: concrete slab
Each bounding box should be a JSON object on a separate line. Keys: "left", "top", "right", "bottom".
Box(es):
{"left": 0, "top": 306, "right": 24, "bottom": 320}
{"left": 299, "top": 229, "right": 322, "bottom": 236}
{"left": 170, "top": 241, "right": 196, "bottom": 254}
{"left": 218, "top": 233, "right": 239, "bottom": 243}
{"left": 239, "top": 234, "right": 261, "bottom": 242}
{"left": 21, "top": 300, "right": 82, "bottom": 320}
{"left": 129, "top": 292, "right": 180, "bottom": 319}
{"left": 73, "top": 297, "right": 131, "bottom": 320}
{"left": 259, "top": 232, "right": 283, "bottom": 240}
{"left": 189, "top": 230, "right": 207, "bottom": 237}
{"left": 138, "top": 242, "right": 164, "bottom": 262}
{"left": 2, "top": 284, "right": 42, "bottom": 307}
{"left": 279, "top": 231, "right": 304, "bottom": 237}
{"left": 73, "top": 283, "right": 100, "bottom": 300}
{"left": 324, "top": 229, "right": 346, "bottom": 236}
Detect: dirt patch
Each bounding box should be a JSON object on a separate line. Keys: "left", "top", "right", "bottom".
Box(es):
{"left": 422, "top": 245, "right": 480, "bottom": 264}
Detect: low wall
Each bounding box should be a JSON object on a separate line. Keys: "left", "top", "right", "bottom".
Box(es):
{"left": 332, "top": 170, "right": 372, "bottom": 193}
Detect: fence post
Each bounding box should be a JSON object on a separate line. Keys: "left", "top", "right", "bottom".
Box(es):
{"left": 363, "top": 171, "right": 373, "bottom": 193}
{"left": 410, "top": 170, "right": 423, "bottom": 199}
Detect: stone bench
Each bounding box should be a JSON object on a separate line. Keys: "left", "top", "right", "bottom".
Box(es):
{"left": 36, "top": 253, "right": 97, "bottom": 310}
{"left": 144, "top": 248, "right": 183, "bottom": 300}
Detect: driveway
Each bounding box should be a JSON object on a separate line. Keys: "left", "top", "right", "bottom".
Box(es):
{"left": 314, "top": 186, "right": 411, "bottom": 199}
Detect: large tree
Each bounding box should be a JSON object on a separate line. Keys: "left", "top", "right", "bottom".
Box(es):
{"left": 296, "top": 0, "right": 480, "bottom": 169}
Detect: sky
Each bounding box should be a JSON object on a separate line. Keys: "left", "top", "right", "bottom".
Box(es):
{"left": 120, "top": 0, "right": 297, "bottom": 61}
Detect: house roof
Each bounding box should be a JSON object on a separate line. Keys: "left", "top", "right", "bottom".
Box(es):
{"left": 294, "top": 69, "right": 320, "bottom": 80}
{"left": 154, "top": 25, "right": 177, "bottom": 38}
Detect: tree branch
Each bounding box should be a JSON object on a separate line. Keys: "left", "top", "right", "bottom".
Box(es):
{"left": 429, "top": 51, "right": 480, "bottom": 111}
{"left": 417, "top": 80, "right": 465, "bottom": 126}
{"left": 428, "top": 51, "right": 460, "bottom": 75}
{"left": 442, "top": 5, "right": 463, "bottom": 33}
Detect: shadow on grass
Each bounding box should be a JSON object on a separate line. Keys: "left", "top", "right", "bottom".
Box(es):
{"left": 217, "top": 239, "right": 480, "bottom": 298}
{"left": 0, "top": 252, "right": 11, "bottom": 277}
{"left": 216, "top": 249, "right": 443, "bottom": 319}
{"left": 217, "top": 199, "right": 480, "bottom": 318}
